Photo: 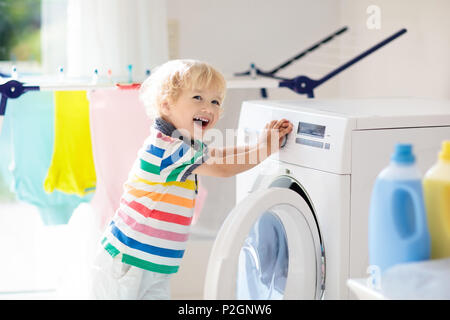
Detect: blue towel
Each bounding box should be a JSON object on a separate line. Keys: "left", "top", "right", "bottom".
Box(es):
{"left": 0, "top": 109, "right": 14, "bottom": 199}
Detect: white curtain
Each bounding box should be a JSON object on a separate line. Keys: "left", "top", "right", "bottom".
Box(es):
{"left": 41, "top": 0, "right": 68, "bottom": 75}
{"left": 42, "top": 0, "right": 168, "bottom": 81}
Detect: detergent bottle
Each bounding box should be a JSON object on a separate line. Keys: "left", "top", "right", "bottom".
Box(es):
{"left": 423, "top": 141, "right": 450, "bottom": 259}
{"left": 369, "top": 144, "right": 430, "bottom": 273}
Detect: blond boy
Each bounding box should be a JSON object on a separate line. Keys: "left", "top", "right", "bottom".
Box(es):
{"left": 90, "top": 59, "right": 292, "bottom": 299}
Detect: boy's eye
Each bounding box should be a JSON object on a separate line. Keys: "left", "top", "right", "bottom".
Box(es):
{"left": 193, "top": 95, "right": 202, "bottom": 101}
{"left": 212, "top": 100, "right": 221, "bottom": 106}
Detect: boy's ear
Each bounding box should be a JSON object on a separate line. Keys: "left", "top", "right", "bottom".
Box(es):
{"left": 160, "top": 100, "right": 171, "bottom": 116}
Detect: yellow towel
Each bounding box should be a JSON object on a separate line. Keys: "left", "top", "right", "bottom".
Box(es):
{"left": 44, "top": 91, "right": 96, "bottom": 197}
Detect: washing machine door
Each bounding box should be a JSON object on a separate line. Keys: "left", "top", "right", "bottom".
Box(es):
{"left": 204, "top": 187, "right": 324, "bottom": 300}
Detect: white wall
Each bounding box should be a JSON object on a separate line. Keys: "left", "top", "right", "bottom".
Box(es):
{"left": 338, "top": 0, "right": 450, "bottom": 99}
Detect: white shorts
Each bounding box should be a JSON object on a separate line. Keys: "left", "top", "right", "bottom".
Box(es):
{"left": 89, "top": 248, "right": 171, "bottom": 300}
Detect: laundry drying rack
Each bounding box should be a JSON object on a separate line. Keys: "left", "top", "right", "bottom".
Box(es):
{"left": 0, "top": 27, "right": 407, "bottom": 117}
{"left": 234, "top": 27, "right": 407, "bottom": 98}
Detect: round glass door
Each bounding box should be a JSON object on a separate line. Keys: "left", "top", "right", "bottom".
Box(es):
{"left": 236, "top": 211, "right": 288, "bottom": 299}
{"left": 203, "top": 186, "right": 324, "bottom": 300}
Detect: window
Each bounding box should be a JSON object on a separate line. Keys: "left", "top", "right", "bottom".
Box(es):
{"left": 0, "top": 0, "right": 42, "bottom": 77}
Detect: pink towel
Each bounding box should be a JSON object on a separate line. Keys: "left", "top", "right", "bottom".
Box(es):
{"left": 88, "top": 89, "right": 151, "bottom": 228}
{"left": 192, "top": 179, "right": 208, "bottom": 226}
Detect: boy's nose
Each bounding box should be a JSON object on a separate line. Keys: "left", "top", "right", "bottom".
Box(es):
{"left": 201, "top": 105, "right": 213, "bottom": 113}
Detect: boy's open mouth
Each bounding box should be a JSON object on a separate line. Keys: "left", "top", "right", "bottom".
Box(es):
{"left": 193, "top": 116, "right": 210, "bottom": 129}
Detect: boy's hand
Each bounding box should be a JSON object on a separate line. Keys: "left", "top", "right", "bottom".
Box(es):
{"left": 258, "top": 119, "right": 293, "bottom": 155}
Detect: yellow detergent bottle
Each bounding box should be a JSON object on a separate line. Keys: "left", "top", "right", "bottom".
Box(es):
{"left": 423, "top": 141, "right": 450, "bottom": 259}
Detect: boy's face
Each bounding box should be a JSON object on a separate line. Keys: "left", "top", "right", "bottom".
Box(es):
{"left": 162, "top": 86, "right": 223, "bottom": 140}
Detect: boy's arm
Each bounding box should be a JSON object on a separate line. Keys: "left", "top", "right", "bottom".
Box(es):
{"left": 192, "top": 144, "right": 267, "bottom": 178}
{"left": 193, "top": 119, "right": 293, "bottom": 178}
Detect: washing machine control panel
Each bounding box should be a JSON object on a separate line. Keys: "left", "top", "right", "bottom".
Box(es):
{"left": 239, "top": 101, "right": 354, "bottom": 174}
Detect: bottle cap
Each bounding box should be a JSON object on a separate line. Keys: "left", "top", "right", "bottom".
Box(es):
{"left": 438, "top": 141, "right": 450, "bottom": 162}
{"left": 391, "top": 143, "right": 415, "bottom": 164}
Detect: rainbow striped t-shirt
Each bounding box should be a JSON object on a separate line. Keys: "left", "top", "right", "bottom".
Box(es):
{"left": 100, "top": 117, "right": 209, "bottom": 274}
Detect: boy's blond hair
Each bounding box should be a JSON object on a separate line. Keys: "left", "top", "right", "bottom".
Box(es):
{"left": 139, "top": 59, "right": 227, "bottom": 119}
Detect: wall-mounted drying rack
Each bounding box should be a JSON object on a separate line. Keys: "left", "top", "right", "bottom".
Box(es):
{"left": 235, "top": 26, "right": 349, "bottom": 79}
{"left": 0, "top": 80, "right": 143, "bottom": 117}
{"left": 0, "top": 63, "right": 145, "bottom": 116}
{"left": 234, "top": 27, "right": 407, "bottom": 98}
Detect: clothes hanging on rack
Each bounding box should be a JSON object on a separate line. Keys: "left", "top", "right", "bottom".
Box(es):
{"left": 0, "top": 91, "right": 92, "bottom": 225}
{"left": 0, "top": 115, "right": 3, "bottom": 137}
{"left": 43, "top": 91, "right": 97, "bottom": 197}
{"left": 0, "top": 108, "right": 13, "bottom": 193}
{"left": 192, "top": 178, "right": 207, "bottom": 226}
{"left": 88, "top": 89, "right": 151, "bottom": 228}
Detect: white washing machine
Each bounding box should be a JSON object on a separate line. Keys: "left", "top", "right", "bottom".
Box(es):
{"left": 204, "top": 98, "right": 450, "bottom": 300}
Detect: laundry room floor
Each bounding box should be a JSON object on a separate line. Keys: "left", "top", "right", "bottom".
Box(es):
{"left": 0, "top": 201, "right": 98, "bottom": 299}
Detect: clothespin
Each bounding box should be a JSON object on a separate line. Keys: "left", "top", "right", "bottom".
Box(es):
{"left": 58, "top": 66, "right": 64, "bottom": 83}
{"left": 115, "top": 64, "right": 141, "bottom": 89}
{"left": 107, "top": 69, "right": 113, "bottom": 83}
{"left": 91, "top": 68, "right": 99, "bottom": 85}
{"left": 249, "top": 63, "right": 257, "bottom": 79}
{"left": 11, "top": 65, "right": 18, "bottom": 80}
{"left": 127, "top": 64, "right": 133, "bottom": 83}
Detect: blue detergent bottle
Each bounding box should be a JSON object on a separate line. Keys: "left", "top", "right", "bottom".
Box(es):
{"left": 368, "top": 144, "right": 430, "bottom": 273}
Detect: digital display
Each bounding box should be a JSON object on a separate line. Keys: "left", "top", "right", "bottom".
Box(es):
{"left": 297, "top": 122, "right": 326, "bottom": 138}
